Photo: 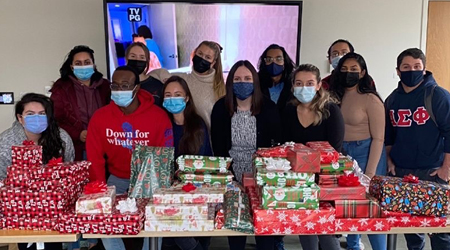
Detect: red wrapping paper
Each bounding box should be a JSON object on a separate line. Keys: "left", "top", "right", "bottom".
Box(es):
{"left": 256, "top": 143, "right": 305, "bottom": 158}
{"left": 306, "top": 141, "right": 339, "bottom": 164}
{"left": 318, "top": 174, "right": 344, "bottom": 186}
{"left": 11, "top": 144, "right": 42, "bottom": 167}
{"left": 1, "top": 216, "right": 58, "bottom": 231}
{"left": 59, "top": 220, "right": 142, "bottom": 235}
{"left": 215, "top": 209, "right": 224, "bottom": 229}
{"left": 335, "top": 196, "right": 381, "bottom": 218}
{"left": 335, "top": 218, "right": 391, "bottom": 232}
{"left": 242, "top": 173, "right": 256, "bottom": 189}
{"left": 286, "top": 147, "right": 321, "bottom": 173}
{"left": 382, "top": 211, "right": 447, "bottom": 227}
{"left": 253, "top": 203, "right": 336, "bottom": 235}
{"left": 6, "top": 161, "right": 90, "bottom": 183}
{"left": 320, "top": 185, "right": 366, "bottom": 201}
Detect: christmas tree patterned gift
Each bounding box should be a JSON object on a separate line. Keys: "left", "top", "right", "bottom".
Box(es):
{"left": 178, "top": 172, "right": 234, "bottom": 185}
{"left": 256, "top": 168, "right": 315, "bottom": 187}
{"left": 261, "top": 186, "right": 320, "bottom": 209}
{"left": 176, "top": 155, "right": 232, "bottom": 173}
{"left": 224, "top": 190, "right": 254, "bottom": 234}
{"left": 129, "top": 146, "right": 174, "bottom": 198}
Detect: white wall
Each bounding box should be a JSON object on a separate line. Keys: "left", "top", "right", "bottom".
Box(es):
{"left": 0, "top": 0, "right": 426, "bottom": 132}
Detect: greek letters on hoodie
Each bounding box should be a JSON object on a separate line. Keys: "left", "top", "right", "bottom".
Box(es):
{"left": 385, "top": 71, "right": 450, "bottom": 169}
{"left": 86, "top": 89, "right": 173, "bottom": 182}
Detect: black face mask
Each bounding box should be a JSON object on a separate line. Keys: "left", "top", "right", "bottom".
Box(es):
{"left": 340, "top": 72, "right": 360, "bottom": 88}
{"left": 127, "top": 60, "right": 147, "bottom": 75}
{"left": 192, "top": 55, "right": 212, "bottom": 73}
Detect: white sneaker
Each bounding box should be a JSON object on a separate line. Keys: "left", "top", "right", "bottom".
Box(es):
{"left": 359, "top": 240, "right": 365, "bottom": 250}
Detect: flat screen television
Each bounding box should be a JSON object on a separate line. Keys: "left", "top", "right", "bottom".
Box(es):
{"left": 104, "top": 0, "right": 302, "bottom": 77}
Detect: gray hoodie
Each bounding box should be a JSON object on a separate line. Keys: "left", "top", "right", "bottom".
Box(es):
{"left": 0, "top": 121, "right": 75, "bottom": 180}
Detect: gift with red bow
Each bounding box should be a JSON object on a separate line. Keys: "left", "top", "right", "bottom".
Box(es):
{"left": 319, "top": 174, "right": 366, "bottom": 201}
{"left": 75, "top": 181, "right": 116, "bottom": 214}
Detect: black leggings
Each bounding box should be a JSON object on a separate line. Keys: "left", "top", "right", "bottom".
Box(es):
{"left": 18, "top": 243, "right": 63, "bottom": 250}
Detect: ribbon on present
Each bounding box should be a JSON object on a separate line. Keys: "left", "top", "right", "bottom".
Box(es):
{"left": 182, "top": 183, "right": 197, "bottom": 192}
{"left": 403, "top": 174, "right": 419, "bottom": 184}
{"left": 83, "top": 181, "right": 107, "bottom": 194}
{"left": 338, "top": 173, "right": 361, "bottom": 187}
{"left": 234, "top": 191, "right": 246, "bottom": 226}
{"left": 47, "top": 157, "right": 63, "bottom": 166}
{"left": 264, "top": 158, "right": 291, "bottom": 171}
{"left": 116, "top": 198, "right": 138, "bottom": 213}
{"left": 22, "top": 140, "right": 35, "bottom": 145}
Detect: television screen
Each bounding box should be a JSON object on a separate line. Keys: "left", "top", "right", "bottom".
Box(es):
{"left": 104, "top": 1, "right": 302, "bottom": 77}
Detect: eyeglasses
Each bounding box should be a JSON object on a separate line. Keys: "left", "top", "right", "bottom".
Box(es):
{"left": 330, "top": 52, "right": 348, "bottom": 58}
{"left": 110, "top": 84, "right": 135, "bottom": 91}
{"left": 264, "top": 56, "right": 284, "bottom": 63}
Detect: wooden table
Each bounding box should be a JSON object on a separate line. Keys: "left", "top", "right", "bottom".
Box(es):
{"left": 0, "top": 230, "right": 78, "bottom": 244}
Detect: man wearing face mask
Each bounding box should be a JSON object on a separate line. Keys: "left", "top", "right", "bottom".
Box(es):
{"left": 385, "top": 48, "right": 450, "bottom": 250}
{"left": 86, "top": 66, "right": 173, "bottom": 250}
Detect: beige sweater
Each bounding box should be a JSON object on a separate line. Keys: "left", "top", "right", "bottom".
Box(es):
{"left": 340, "top": 88, "right": 385, "bottom": 177}
{"left": 149, "top": 68, "right": 217, "bottom": 130}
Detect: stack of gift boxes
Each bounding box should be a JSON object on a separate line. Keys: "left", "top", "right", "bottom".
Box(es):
{"left": 0, "top": 142, "right": 89, "bottom": 231}
{"left": 176, "top": 155, "right": 234, "bottom": 186}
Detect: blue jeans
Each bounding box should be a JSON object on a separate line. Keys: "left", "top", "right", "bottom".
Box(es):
{"left": 395, "top": 167, "right": 450, "bottom": 250}
{"left": 343, "top": 138, "right": 387, "bottom": 250}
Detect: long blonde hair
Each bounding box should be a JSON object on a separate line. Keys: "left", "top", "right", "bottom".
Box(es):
{"left": 194, "top": 41, "right": 225, "bottom": 100}
{"left": 290, "top": 64, "right": 336, "bottom": 125}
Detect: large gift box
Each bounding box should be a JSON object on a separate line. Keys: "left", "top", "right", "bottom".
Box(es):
{"left": 145, "top": 202, "right": 210, "bottom": 221}
{"left": 176, "top": 155, "right": 231, "bottom": 173}
{"left": 369, "top": 175, "right": 450, "bottom": 217}
{"left": 1, "top": 216, "right": 58, "bottom": 231}
{"left": 224, "top": 190, "right": 254, "bottom": 234}
{"left": 261, "top": 186, "right": 320, "bottom": 209}
{"left": 320, "top": 156, "right": 353, "bottom": 174}
{"left": 11, "top": 141, "right": 42, "bottom": 167}
{"left": 253, "top": 203, "right": 336, "bottom": 235}
{"left": 129, "top": 146, "right": 174, "bottom": 198}
{"left": 306, "top": 141, "right": 339, "bottom": 164}
{"left": 335, "top": 218, "right": 391, "bottom": 232}
{"left": 177, "top": 172, "right": 234, "bottom": 185}
{"left": 144, "top": 219, "right": 214, "bottom": 232}
{"left": 320, "top": 185, "right": 366, "bottom": 201}
{"left": 335, "top": 196, "right": 381, "bottom": 218}
{"left": 286, "top": 147, "right": 321, "bottom": 173}
{"left": 256, "top": 168, "right": 315, "bottom": 187}
{"left": 76, "top": 184, "right": 116, "bottom": 214}
{"left": 152, "top": 186, "right": 224, "bottom": 204}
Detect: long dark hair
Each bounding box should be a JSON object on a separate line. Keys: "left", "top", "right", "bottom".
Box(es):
{"left": 162, "top": 76, "right": 205, "bottom": 155}
{"left": 59, "top": 45, "right": 103, "bottom": 83}
{"left": 257, "top": 44, "right": 295, "bottom": 91}
{"left": 330, "top": 52, "right": 381, "bottom": 102}
{"left": 15, "top": 93, "right": 65, "bottom": 164}
{"left": 225, "top": 60, "right": 264, "bottom": 116}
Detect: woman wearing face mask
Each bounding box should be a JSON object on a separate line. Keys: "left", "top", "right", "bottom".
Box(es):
{"left": 330, "top": 53, "right": 387, "bottom": 250}
{"left": 161, "top": 76, "right": 212, "bottom": 250}
{"left": 151, "top": 40, "right": 225, "bottom": 130}
{"left": 258, "top": 44, "right": 296, "bottom": 112}
{"left": 281, "top": 64, "right": 343, "bottom": 250}
{"left": 211, "top": 60, "right": 281, "bottom": 250}
{"left": 125, "top": 42, "right": 164, "bottom": 106}
{"left": 51, "top": 45, "right": 110, "bottom": 161}
{"left": 0, "top": 93, "right": 74, "bottom": 250}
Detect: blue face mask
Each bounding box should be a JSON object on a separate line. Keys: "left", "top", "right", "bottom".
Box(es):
{"left": 400, "top": 70, "right": 424, "bottom": 87}
{"left": 331, "top": 56, "right": 343, "bottom": 69}
{"left": 111, "top": 87, "right": 137, "bottom": 107}
{"left": 233, "top": 82, "right": 254, "bottom": 100}
{"left": 163, "top": 97, "right": 186, "bottom": 114}
{"left": 73, "top": 65, "right": 95, "bottom": 81}
{"left": 266, "top": 63, "right": 284, "bottom": 77}
{"left": 293, "top": 86, "right": 317, "bottom": 103}
{"left": 23, "top": 114, "right": 48, "bottom": 134}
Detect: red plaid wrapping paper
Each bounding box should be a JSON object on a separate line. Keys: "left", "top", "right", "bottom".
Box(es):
{"left": 306, "top": 142, "right": 339, "bottom": 164}
{"left": 1, "top": 216, "right": 58, "bottom": 231}
{"left": 253, "top": 203, "right": 336, "bottom": 235}
{"left": 286, "top": 147, "right": 321, "bottom": 173}
{"left": 318, "top": 174, "right": 344, "bottom": 186}
{"left": 11, "top": 144, "right": 42, "bottom": 167}
{"left": 335, "top": 196, "right": 381, "bottom": 218}
{"left": 255, "top": 143, "right": 305, "bottom": 158}
{"left": 335, "top": 218, "right": 391, "bottom": 232}
{"left": 382, "top": 211, "right": 447, "bottom": 227}
{"left": 320, "top": 185, "right": 366, "bottom": 201}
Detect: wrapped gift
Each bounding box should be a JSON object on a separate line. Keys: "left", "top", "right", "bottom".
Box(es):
{"left": 306, "top": 141, "right": 339, "bottom": 164}
{"left": 286, "top": 147, "right": 321, "bottom": 173}
{"left": 335, "top": 218, "right": 391, "bottom": 232}
{"left": 144, "top": 219, "right": 214, "bottom": 232}
{"left": 215, "top": 209, "right": 224, "bottom": 229}
{"left": 176, "top": 155, "right": 231, "bottom": 173}
{"left": 11, "top": 141, "right": 42, "bottom": 167}
{"left": 370, "top": 175, "right": 450, "bottom": 217}
{"left": 224, "top": 190, "right": 254, "bottom": 234}
{"left": 76, "top": 184, "right": 116, "bottom": 214}
{"left": 1, "top": 216, "right": 58, "bottom": 231}
{"left": 261, "top": 186, "right": 319, "bottom": 209}
{"left": 178, "top": 172, "right": 234, "bottom": 185}
{"left": 59, "top": 220, "right": 143, "bottom": 235}
{"left": 145, "top": 202, "right": 209, "bottom": 221}
{"left": 320, "top": 156, "right": 353, "bottom": 174}
{"left": 254, "top": 157, "right": 291, "bottom": 171}
{"left": 171, "top": 182, "right": 229, "bottom": 193}
{"left": 335, "top": 196, "right": 381, "bottom": 218}
{"left": 256, "top": 168, "right": 315, "bottom": 187}
{"left": 255, "top": 143, "right": 305, "bottom": 158}
{"left": 129, "top": 146, "right": 174, "bottom": 198}
{"left": 320, "top": 185, "right": 366, "bottom": 201}
{"left": 7, "top": 177, "right": 84, "bottom": 192}
{"left": 152, "top": 186, "right": 224, "bottom": 204}
{"left": 318, "top": 174, "right": 344, "bottom": 186}
{"left": 382, "top": 211, "right": 447, "bottom": 227}
{"left": 242, "top": 173, "right": 256, "bottom": 189}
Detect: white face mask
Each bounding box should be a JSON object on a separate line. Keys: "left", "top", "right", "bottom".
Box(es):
{"left": 331, "top": 56, "right": 344, "bottom": 69}
{"left": 293, "top": 86, "right": 317, "bottom": 104}
{"left": 111, "top": 86, "right": 137, "bottom": 107}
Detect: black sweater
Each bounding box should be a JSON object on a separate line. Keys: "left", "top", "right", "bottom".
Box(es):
{"left": 211, "top": 97, "right": 282, "bottom": 157}
{"left": 282, "top": 102, "right": 345, "bottom": 152}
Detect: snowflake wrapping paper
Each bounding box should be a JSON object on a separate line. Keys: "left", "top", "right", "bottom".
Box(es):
{"left": 335, "top": 218, "right": 391, "bottom": 232}
{"left": 76, "top": 186, "right": 116, "bottom": 214}
{"left": 145, "top": 202, "right": 209, "bottom": 221}
{"left": 261, "top": 185, "right": 320, "bottom": 210}
{"left": 256, "top": 168, "right": 316, "bottom": 187}
{"left": 144, "top": 219, "right": 214, "bottom": 232}
{"left": 152, "top": 186, "right": 224, "bottom": 204}
{"left": 305, "top": 141, "right": 339, "bottom": 164}
{"left": 335, "top": 196, "right": 381, "bottom": 218}
{"left": 177, "top": 172, "right": 234, "bottom": 185}
{"left": 176, "top": 155, "right": 231, "bottom": 173}
{"left": 1, "top": 216, "right": 58, "bottom": 231}
{"left": 319, "top": 185, "right": 366, "bottom": 201}
{"left": 11, "top": 144, "right": 42, "bottom": 167}
{"left": 253, "top": 203, "right": 336, "bottom": 235}
{"left": 320, "top": 156, "right": 353, "bottom": 174}
{"left": 369, "top": 175, "right": 450, "bottom": 217}
{"left": 129, "top": 146, "right": 174, "bottom": 199}
{"left": 286, "top": 147, "right": 321, "bottom": 173}
{"left": 318, "top": 174, "right": 344, "bottom": 186}
{"left": 382, "top": 210, "right": 446, "bottom": 227}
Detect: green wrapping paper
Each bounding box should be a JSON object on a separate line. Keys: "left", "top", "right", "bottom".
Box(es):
{"left": 320, "top": 155, "right": 353, "bottom": 173}
{"left": 224, "top": 190, "right": 254, "bottom": 234}
{"left": 178, "top": 172, "right": 234, "bottom": 185}
{"left": 129, "top": 146, "right": 174, "bottom": 198}
{"left": 261, "top": 185, "right": 320, "bottom": 209}
{"left": 256, "top": 168, "right": 315, "bottom": 187}
{"left": 176, "top": 155, "right": 232, "bottom": 173}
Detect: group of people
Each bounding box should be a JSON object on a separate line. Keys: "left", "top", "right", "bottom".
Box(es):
{"left": 0, "top": 37, "right": 449, "bottom": 250}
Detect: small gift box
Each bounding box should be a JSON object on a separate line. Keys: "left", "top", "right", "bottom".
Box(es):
{"left": 224, "top": 190, "right": 254, "bottom": 234}
{"left": 320, "top": 156, "right": 353, "bottom": 174}
{"left": 145, "top": 202, "right": 209, "bottom": 221}
{"left": 215, "top": 209, "right": 224, "bottom": 229}
{"left": 144, "top": 219, "right": 214, "bottom": 232}
{"left": 256, "top": 168, "right": 315, "bottom": 187}
{"left": 152, "top": 185, "right": 224, "bottom": 204}
{"left": 176, "top": 155, "right": 231, "bottom": 173}
{"left": 320, "top": 174, "right": 366, "bottom": 201}
{"left": 177, "top": 172, "right": 234, "bottom": 185}
{"left": 11, "top": 140, "right": 42, "bottom": 167}
{"left": 306, "top": 141, "right": 339, "bottom": 164}
{"left": 318, "top": 174, "right": 344, "bottom": 186}
{"left": 76, "top": 182, "right": 116, "bottom": 214}
{"left": 254, "top": 157, "right": 291, "bottom": 171}
{"left": 335, "top": 218, "right": 391, "bottom": 232}
{"left": 286, "top": 147, "right": 321, "bottom": 173}
{"left": 242, "top": 173, "right": 256, "bottom": 189}
{"left": 335, "top": 195, "right": 381, "bottom": 218}
{"left": 261, "top": 185, "right": 320, "bottom": 209}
